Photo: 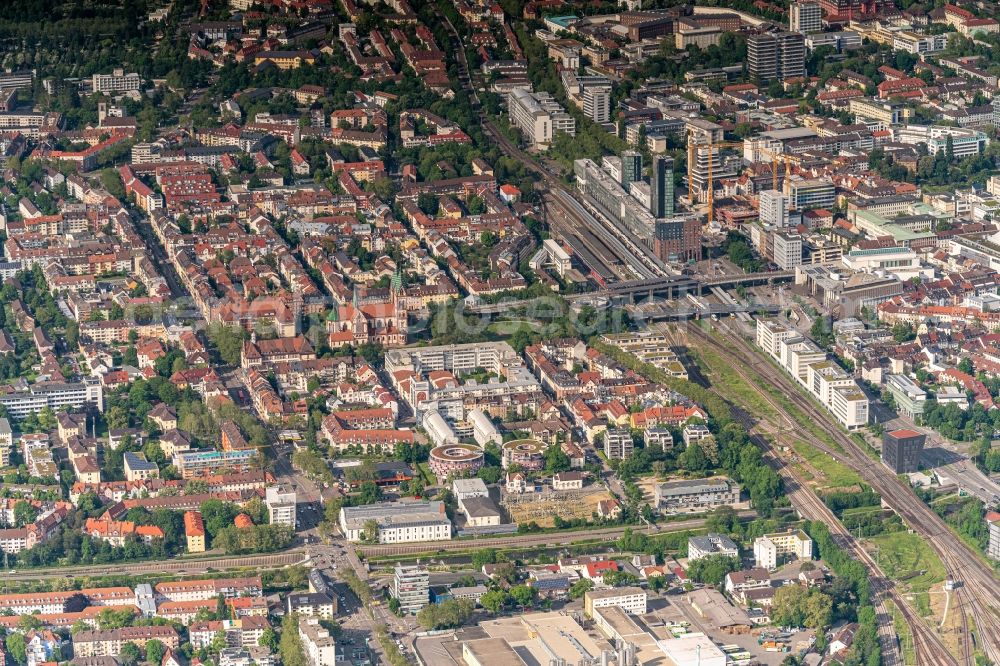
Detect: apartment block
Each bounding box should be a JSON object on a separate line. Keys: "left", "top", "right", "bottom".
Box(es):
{"left": 265, "top": 485, "right": 297, "bottom": 528}
{"left": 987, "top": 511, "right": 1000, "bottom": 561}
{"left": 0, "top": 380, "right": 104, "bottom": 419}
{"left": 756, "top": 319, "right": 798, "bottom": 358}
{"left": 91, "top": 69, "right": 141, "bottom": 94}
{"left": 153, "top": 577, "right": 263, "bottom": 603}
{"left": 184, "top": 511, "right": 206, "bottom": 553}
{"left": 773, "top": 230, "right": 803, "bottom": 270}
{"left": 603, "top": 429, "right": 634, "bottom": 460}
{"left": 688, "top": 533, "right": 739, "bottom": 561}
{"left": 789, "top": 1, "right": 822, "bottom": 33}
{"left": 583, "top": 85, "right": 611, "bottom": 124}
{"left": 507, "top": 87, "right": 575, "bottom": 147}
{"left": 892, "top": 31, "right": 948, "bottom": 54}
{"left": 653, "top": 479, "right": 740, "bottom": 511}
{"left": 894, "top": 125, "right": 989, "bottom": 158}
{"left": 298, "top": 617, "right": 336, "bottom": 666}
{"left": 753, "top": 530, "right": 813, "bottom": 569}
{"left": 849, "top": 98, "right": 911, "bottom": 127}
{"left": 759, "top": 189, "right": 790, "bottom": 227}
{"left": 748, "top": 32, "right": 805, "bottom": 83}
{"left": 392, "top": 563, "right": 429, "bottom": 615}
{"left": 72, "top": 627, "right": 179, "bottom": 657}
{"left": 173, "top": 448, "right": 258, "bottom": 479}
{"left": 756, "top": 320, "right": 869, "bottom": 430}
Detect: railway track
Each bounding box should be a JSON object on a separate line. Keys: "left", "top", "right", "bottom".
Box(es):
{"left": 544, "top": 197, "right": 623, "bottom": 282}
{"left": 482, "top": 119, "right": 667, "bottom": 282}
{"left": 684, "top": 324, "right": 959, "bottom": 666}
{"left": 357, "top": 515, "right": 725, "bottom": 558}
{"left": 7, "top": 550, "right": 307, "bottom": 581}
{"left": 693, "top": 321, "right": 1000, "bottom": 663}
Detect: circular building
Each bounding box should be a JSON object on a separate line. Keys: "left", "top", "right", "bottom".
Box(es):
{"left": 501, "top": 439, "right": 548, "bottom": 471}
{"left": 429, "top": 443, "right": 485, "bottom": 480}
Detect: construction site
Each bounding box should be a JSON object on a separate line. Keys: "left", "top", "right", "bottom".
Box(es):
{"left": 501, "top": 488, "right": 615, "bottom": 527}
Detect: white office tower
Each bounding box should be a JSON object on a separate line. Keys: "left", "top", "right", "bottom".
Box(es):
{"left": 759, "top": 189, "right": 791, "bottom": 227}
{"left": 790, "top": 1, "right": 822, "bottom": 34}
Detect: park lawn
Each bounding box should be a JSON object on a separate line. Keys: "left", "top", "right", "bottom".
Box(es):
{"left": 487, "top": 319, "right": 542, "bottom": 335}
{"left": 793, "top": 439, "right": 863, "bottom": 489}
{"left": 868, "top": 531, "right": 946, "bottom": 595}
{"left": 695, "top": 346, "right": 779, "bottom": 422}
{"left": 417, "top": 462, "right": 435, "bottom": 486}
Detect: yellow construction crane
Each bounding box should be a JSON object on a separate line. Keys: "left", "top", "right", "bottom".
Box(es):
{"left": 755, "top": 145, "right": 796, "bottom": 192}
{"left": 687, "top": 138, "right": 743, "bottom": 223}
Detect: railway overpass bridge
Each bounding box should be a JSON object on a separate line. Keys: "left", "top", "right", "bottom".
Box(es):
{"left": 563, "top": 270, "right": 795, "bottom": 302}
{"left": 627, "top": 301, "right": 783, "bottom": 321}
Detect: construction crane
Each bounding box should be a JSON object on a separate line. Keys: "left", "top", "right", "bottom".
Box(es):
{"left": 756, "top": 144, "right": 796, "bottom": 192}
{"left": 687, "top": 137, "right": 743, "bottom": 223}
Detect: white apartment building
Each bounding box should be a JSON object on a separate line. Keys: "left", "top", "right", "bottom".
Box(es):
{"left": 298, "top": 617, "right": 336, "bottom": 666}
{"left": 807, "top": 361, "right": 856, "bottom": 406}
{"left": 753, "top": 530, "right": 814, "bottom": 569}
{"left": 393, "top": 563, "right": 430, "bottom": 615}
{"left": 756, "top": 319, "right": 798, "bottom": 358}
{"left": 894, "top": 124, "right": 989, "bottom": 158}
{"left": 0, "top": 417, "right": 11, "bottom": 465}
{"left": 773, "top": 230, "right": 803, "bottom": 270}
{"left": 604, "top": 429, "right": 634, "bottom": 459}
{"left": 831, "top": 385, "right": 870, "bottom": 430}
{"left": 789, "top": 1, "right": 822, "bottom": 33}
{"left": 92, "top": 69, "right": 142, "bottom": 94}
{"left": 892, "top": 31, "right": 948, "bottom": 54}
{"left": 584, "top": 587, "right": 647, "bottom": 617}
{"left": 339, "top": 501, "right": 452, "bottom": 543}
{"left": 0, "top": 112, "right": 45, "bottom": 130}
{"left": 507, "top": 87, "right": 575, "bottom": 147}
{"left": 265, "top": 485, "right": 296, "bottom": 528}
{"left": 584, "top": 86, "right": 611, "bottom": 124}
{"left": 759, "top": 189, "right": 790, "bottom": 227}
{"left": 0, "top": 379, "right": 104, "bottom": 418}
{"left": 688, "top": 533, "right": 740, "bottom": 561}
{"left": 779, "top": 337, "right": 826, "bottom": 384}
{"left": 756, "top": 320, "right": 870, "bottom": 430}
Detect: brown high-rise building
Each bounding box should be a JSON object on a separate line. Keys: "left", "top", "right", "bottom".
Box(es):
{"left": 654, "top": 216, "right": 701, "bottom": 263}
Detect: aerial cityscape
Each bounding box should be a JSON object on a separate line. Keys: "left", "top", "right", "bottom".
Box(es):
{"left": 0, "top": 0, "right": 998, "bottom": 665}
